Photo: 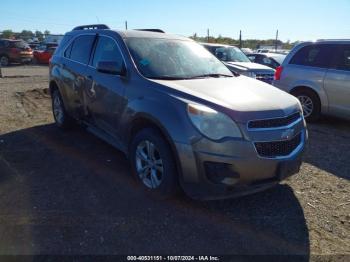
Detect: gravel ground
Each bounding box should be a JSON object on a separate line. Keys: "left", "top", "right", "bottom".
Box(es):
{"left": 0, "top": 66, "right": 349, "bottom": 258}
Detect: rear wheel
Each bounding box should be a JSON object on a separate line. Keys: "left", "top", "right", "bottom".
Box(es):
{"left": 0, "top": 55, "right": 9, "bottom": 67}
{"left": 292, "top": 89, "right": 321, "bottom": 122}
{"left": 51, "top": 89, "right": 73, "bottom": 129}
{"left": 129, "top": 128, "right": 179, "bottom": 197}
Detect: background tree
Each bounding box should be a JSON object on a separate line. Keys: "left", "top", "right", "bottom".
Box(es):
{"left": 19, "top": 30, "right": 34, "bottom": 40}
{"left": 35, "top": 30, "right": 44, "bottom": 41}
{"left": 1, "top": 30, "right": 14, "bottom": 39}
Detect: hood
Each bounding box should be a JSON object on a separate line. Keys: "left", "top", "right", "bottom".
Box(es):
{"left": 225, "top": 62, "right": 274, "bottom": 72}
{"left": 151, "top": 76, "right": 300, "bottom": 122}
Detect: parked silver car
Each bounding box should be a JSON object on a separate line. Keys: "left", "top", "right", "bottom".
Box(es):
{"left": 273, "top": 40, "right": 350, "bottom": 121}
{"left": 202, "top": 43, "right": 276, "bottom": 84}
{"left": 50, "top": 24, "right": 307, "bottom": 200}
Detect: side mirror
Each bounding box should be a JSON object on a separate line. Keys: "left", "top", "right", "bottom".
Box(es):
{"left": 97, "top": 61, "right": 126, "bottom": 76}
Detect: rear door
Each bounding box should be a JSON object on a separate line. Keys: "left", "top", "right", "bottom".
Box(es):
{"left": 59, "top": 34, "right": 96, "bottom": 118}
{"left": 283, "top": 44, "right": 334, "bottom": 91}
{"left": 84, "top": 35, "right": 128, "bottom": 137}
{"left": 324, "top": 44, "right": 350, "bottom": 118}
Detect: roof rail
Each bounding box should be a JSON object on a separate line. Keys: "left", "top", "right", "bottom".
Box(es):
{"left": 317, "top": 39, "right": 350, "bottom": 41}
{"left": 135, "top": 29, "right": 165, "bottom": 33}
{"left": 73, "top": 24, "right": 110, "bottom": 31}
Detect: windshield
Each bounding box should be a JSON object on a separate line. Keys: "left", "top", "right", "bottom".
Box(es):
{"left": 11, "top": 41, "right": 30, "bottom": 49}
{"left": 126, "top": 38, "right": 233, "bottom": 80}
{"left": 212, "top": 46, "right": 251, "bottom": 63}
{"left": 270, "top": 55, "right": 286, "bottom": 65}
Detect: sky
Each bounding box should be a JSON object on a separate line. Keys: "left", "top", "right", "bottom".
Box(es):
{"left": 0, "top": 0, "right": 349, "bottom": 42}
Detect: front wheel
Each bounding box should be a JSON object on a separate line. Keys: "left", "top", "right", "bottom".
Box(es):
{"left": 129, "top": 128, "right": 179, "bottom": 197}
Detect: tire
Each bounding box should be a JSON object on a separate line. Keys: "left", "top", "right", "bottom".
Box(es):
{"left": 51, "top": 89, "right": 73, "bottom": 129}
{"left": 129, "top": 128, "right": 179, "bottom": 197}
{"left": 0, "top": 55, "right": 9, "bottom": 67}
{"left": 292, "top": 89, "right": 321, "bottom": 122}
{"left": 32, "top": 57, "right": 38, "bottom": 65}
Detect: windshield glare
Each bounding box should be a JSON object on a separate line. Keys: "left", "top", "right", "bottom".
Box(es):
{"left": 12, "top": 41, "right": 30, "bottom": 49}
{"left": 213, "top": 46, "right": 251, "bottom": 63}
{"left": 126, "top": 38, "right": 233, "bottom": 79}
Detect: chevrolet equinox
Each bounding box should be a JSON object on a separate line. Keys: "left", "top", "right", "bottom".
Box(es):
{"left": 49, "top": 24, "right": 307, "bottom": 200}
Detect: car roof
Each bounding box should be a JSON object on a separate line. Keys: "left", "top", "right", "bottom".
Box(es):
{"left": 67, "top": 29, "right": 191, "bottom": 41}
{"left": 200, "top": 42, "right": 237, "bottom": 48}
{"left": 0, "top": 39, "right": 22, "bottom": 42}
{"left": 249, "top": 53, "right": 285, "bottom": 57}
{"left": 296, "top": 39, "right": 350, "bottom": 46}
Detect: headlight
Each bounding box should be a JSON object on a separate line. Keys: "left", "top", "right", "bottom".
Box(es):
{"left": 187, "top": 104, "right": 242, "bottom": 140}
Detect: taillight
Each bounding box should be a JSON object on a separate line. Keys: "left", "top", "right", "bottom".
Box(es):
{"left": 274, "top": 66, "right": 283, "bottom": 81}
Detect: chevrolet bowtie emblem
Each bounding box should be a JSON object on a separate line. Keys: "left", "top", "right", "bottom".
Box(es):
{"left": 281, "top": 129, "right": 295, "bottom": 140}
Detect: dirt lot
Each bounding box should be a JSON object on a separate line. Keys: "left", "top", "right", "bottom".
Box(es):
{"left": 0, "top": 65, "right": 349, "bottom": 257}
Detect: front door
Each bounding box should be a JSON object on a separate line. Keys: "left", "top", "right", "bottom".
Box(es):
{"left": 84, "top": 35, "right": 128, "bottom": 137}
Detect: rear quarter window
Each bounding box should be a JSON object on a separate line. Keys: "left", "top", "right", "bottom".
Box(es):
{"left": 55, "top": 35, "right": 72, "bottom": 56}
{"left": 333, "top": 44, "right": 350, "bottom": 71}
{"left": 69, "top": 35, "right": 96, "bottom": 64}
{"left": 289, "top": 44, "right": 335, "bottom": 68}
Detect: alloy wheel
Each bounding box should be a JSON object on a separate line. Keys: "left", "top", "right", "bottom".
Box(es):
{"left": 298, "top": 95, "right": 314, "bottom": 118}
{"left": 53, "top": 93, "right": 64, "bottom": 125}
{"left": 135, "top": 140, "right": 164, "bottom": 189}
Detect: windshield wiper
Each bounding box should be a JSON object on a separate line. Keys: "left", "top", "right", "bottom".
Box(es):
{"left": 148, "top": 76, "right": 189, "bottom": 80}
{"left": 188, "top": 73, "right": 234, "bottom": 79}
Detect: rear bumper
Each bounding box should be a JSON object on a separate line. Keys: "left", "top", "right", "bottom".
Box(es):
{"left": 10, "top": 54, "right": 33, "bottom": 63}
{"left": 175, "top": 129, "right": 306, "bottom": 200}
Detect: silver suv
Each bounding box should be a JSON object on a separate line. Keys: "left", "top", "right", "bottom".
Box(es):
{"left": 50, "top": 24, "right": 307, "bottom": 200}
{"left": 273, "top": 40, "right": 350, "bottom": 121}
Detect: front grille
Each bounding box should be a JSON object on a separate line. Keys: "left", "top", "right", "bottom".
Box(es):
{"left": 248, "top": 112, "right": 301, "bottom": 129}
{"left": 255, "top": 133, "right": 302, "bottom": 158}
{"left": 255, "top": 73, "right": 274, "bottom": 83}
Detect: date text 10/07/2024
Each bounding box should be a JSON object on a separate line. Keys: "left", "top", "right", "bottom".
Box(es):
{"left": 127, "top": 256, "right": 220, "bottom": 261}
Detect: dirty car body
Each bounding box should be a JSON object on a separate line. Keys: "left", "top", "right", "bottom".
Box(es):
{"left": 49, "top": 25, "right": 307, "bottom": 200}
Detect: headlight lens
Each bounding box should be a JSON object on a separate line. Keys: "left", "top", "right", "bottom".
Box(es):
{"left": 187, "top": 104, "right": 242, "bottom": 140}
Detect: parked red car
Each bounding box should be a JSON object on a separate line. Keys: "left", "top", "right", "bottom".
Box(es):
{"left": 33, "top": 43, "right": 58, "bottom": 64}
{"left": 0, "top": 39, "right": 33, "bottom": 66}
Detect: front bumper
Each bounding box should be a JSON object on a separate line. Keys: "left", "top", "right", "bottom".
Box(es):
{"left": 175, "top": 126, "right": 306, "bottom": 200}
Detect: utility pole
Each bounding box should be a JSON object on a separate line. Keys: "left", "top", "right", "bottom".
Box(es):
{"left": 275, "top": 30, "right": 279, "bottom": 52}
{"left": 239, "top": 30, "right": 242, "bottom": 48}
{"left": 125, "top": 21, "right": 128, "bottom": 30}
{"left": 207, "top": 28, "right": 210, "bottom": 43}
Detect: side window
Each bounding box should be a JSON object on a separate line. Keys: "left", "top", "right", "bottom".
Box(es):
{"left": 56, "top": 35, "right": 72, "bottom": 56}
{"left": 262, "top": 57, "right": 272, "bottom": 65}
{"left": 70, "top": 35, "right": 96, "bottom": 64}
{"left": 0, "top": 41, "right": 4, "bottom": 48}
{"left": 91, "top": 36, "right": 124, "bottom": 68}
{"left": 247, "top": 55, "right": 256, "bottom": 62}
{"left": 289, "top": 44, "right": 334, "bottom": 68}
{"left": 254, "top": 55, "right": 264, "bottom": 63}
{"left": 64, "top": 42, "right": 73, "bottom": 58}
{"left": 334, "top": 45, "right": 350, "bottom": 71}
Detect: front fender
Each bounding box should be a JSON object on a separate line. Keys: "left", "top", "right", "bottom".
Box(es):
{"left": 121, "top": 95, "right": 199, "bottom": 145}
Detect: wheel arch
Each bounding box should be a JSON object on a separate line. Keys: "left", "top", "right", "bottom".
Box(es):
{"left": 127, "top": 113, "right": 184, "bottom": 183}
{"left": 290, "top": 85, "right": 327, "bottom": 114}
